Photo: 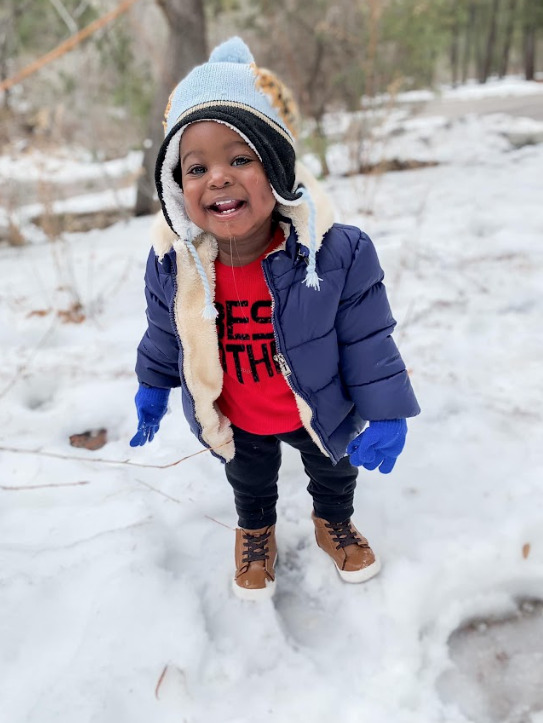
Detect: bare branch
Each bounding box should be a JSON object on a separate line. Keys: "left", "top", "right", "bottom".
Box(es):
{"left": 47, "top": 0, "right": 78, "bottom": 34}
{"left": 1, "top": 480, "right": 90, "bottom": 491}
{"left": 0, "top": 442, "right": 228, "bottom": 469}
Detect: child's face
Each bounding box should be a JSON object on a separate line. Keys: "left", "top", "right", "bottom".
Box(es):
{"left": 179, "top": 121, "right": 276, "bottom": 255}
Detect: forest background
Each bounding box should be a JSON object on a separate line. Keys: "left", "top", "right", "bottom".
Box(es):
{"left": 1, "top": 0, "right": 542, "bottom": 236}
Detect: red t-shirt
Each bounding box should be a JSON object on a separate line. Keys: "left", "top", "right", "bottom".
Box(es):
{"left": 214, "top": 229, "right": 302, "bottom": 434}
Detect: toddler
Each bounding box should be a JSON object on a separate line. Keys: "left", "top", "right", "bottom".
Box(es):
{"left": 131, "top": 37, "right": 420, "bottom": 600}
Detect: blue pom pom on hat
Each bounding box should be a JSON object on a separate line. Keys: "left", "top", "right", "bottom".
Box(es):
{"left": 208, "top": 36, "right": 254, "bottom": 64}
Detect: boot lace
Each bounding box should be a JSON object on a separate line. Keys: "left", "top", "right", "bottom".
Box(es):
{"left": 325, "top": 520, "right": 368, "bottom": 551}
{"left": 242, "top": 529, "right": 271, "bottom": 564}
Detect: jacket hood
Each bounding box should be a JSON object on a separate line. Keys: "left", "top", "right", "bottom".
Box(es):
{"left": 151, "top": 160, "right": 335, "bottom": 262}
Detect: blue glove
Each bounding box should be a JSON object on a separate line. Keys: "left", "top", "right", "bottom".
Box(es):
{"left": 347, "top": 419, "right": 407, "bottom": 474}
{"left": 130, "top": 384, "right": 170, "bottom": 447}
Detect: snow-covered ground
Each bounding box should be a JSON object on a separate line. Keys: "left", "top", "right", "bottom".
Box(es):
{"left": 396, "top": 73, "right": 543, "bottom": 103}
{"left": 0, "top": 148, "right": 142, "bottom": 184}
{"left": 1, "top": 78, "right": 543, "bottom": 723}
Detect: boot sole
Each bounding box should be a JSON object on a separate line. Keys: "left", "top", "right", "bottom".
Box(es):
{"left": 232, "top": 578, "right": 276, "bottom": 601}
{"left": 336, "top": 556, "right": 382, "bottom": 583}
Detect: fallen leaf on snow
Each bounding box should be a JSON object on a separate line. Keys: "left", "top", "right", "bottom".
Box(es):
{"left": 69, "top": 429, "right": 107, "bottom": 451}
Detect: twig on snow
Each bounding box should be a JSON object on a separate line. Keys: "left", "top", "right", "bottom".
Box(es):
{"left": 0, "top": 443, "right": 227, "bottom": 469}
{"left": 0, "top": 480, "right": 90, "bottom": 491}
{"left": 134, "top": 477, "right": 182, "bottom": 504}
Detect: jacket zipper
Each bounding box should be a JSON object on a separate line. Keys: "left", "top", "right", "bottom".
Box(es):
{"left": 262, "top": 256, "right": 334, "bottom": 459}
{"left": 274, "top": 352, "right": 291, "bottom": 377}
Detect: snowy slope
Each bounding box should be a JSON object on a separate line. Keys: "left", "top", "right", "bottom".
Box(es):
{"left": 1, "top": 82, "right": 543, "bottom": 723}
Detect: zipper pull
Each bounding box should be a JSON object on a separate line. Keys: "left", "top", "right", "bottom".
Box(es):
{"left": 297, "top": 248, "right": 310, "bottom": 266}
{"left": 274, "top": 353, "right": 291, "bottom": 376}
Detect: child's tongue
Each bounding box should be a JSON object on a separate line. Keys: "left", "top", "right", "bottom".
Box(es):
{"left": 212, "top": 200, "right": 243, "bottom": 213}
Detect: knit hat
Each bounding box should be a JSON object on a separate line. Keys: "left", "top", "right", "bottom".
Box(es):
{"left": 155, "top": 37, "right": 321, "bottom": 319}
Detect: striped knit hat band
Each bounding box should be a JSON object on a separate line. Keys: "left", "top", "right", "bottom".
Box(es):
{"left": 156, "top": 104, "right": 300, "bottom": 212}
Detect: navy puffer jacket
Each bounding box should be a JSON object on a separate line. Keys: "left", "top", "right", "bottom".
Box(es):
{"left": 136, "top": 215, "right": 420, "bottom": 464}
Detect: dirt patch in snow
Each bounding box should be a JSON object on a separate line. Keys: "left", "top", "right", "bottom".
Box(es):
{"left": 437, "top": 599, "right": 543, "bottom": 723}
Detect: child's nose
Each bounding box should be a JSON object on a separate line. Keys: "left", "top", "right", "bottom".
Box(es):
{"left": 208, "top": 165, "right": 232, "bottom": 188}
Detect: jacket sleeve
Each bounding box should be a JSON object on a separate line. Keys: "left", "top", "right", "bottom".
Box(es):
{"left": 135, "top": 249, "right": 181, "bottom": 388}
{"left": 335, "top": 230, "right": 420, "bottom": 420}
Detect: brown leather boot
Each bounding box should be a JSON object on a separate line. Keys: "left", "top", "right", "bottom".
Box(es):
{"left": 233, "top": 525, "right": 277, "bottom": 600}
{"left": 312, "top": 512, "right": 381, "bottom": 583}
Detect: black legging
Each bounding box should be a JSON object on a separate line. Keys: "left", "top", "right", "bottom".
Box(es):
{"left": 225, "top": 424, "right": 358, "bottom": 529}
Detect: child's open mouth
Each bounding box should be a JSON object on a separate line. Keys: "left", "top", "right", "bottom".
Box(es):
{"left": 208, "top": 199, "right": 246, "bottom": 215}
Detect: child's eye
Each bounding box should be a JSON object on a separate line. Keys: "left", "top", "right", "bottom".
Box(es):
{"left": 186, "top": 165, "right": 206, "bottom": 176}
{"left": 232, "top": 156, "right": 251, "bottom": 167}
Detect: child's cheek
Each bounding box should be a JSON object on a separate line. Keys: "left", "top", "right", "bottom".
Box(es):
{"left": 183, "top": 194, "right": 198, "bottom": 223}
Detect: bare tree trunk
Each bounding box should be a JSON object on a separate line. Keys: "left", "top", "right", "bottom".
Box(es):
{"left": 450, "top": 5, "right": 461, "bottom": 87}
{"left": 475, "top": 5, "right": 486, "bottom": 82}
{"left": 305, "top": 38, "right": 329, "bottom": 177}
{"left": 0, "top": 0, "right": 34, "bottom": 110}
{"left": 134, "top": 0, "right": 207, "bottom": 217}
{"left": 307, "top": 39, "right": 325, "bottom": 110}
{"left": 462, "top": 1, "right": 477, "bottom": 83}
{"left": 523, "top": 0, "right": 537, "bottom": 80}
{"left": 0, "top": 29, "right": 10, "bottom": 110}
{"left": 499, "top": 0, "right": 518, "bottom": 77}
{"left": 426, "top": 48, "right": 437, "bottom": 87}
{"left": 481, "top": 0, "right": 501, "bottom": 83}
{"left": 523, "top": 23, "right": 536, "bottom": 79}
{"left": 365, "top": 0, "right": 382, "bottom": 100}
